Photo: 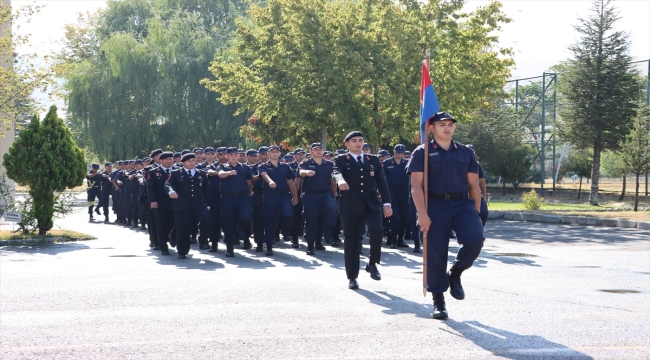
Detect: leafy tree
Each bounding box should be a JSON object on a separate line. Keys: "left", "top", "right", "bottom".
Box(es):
{"left": 57, "top": 0, "right": 251, "bottom": 160}
{"left": 563, "top": 148, "right": 593, "bottom": 199}
{"left": 2, "top": 106, "right": 86, "bottom": 234}
{"left": 203, "top": 0, "right": 514, "bottom": 149}
{"left": 454, "top": 107, "right": 536, "bottom": 196}
{"left": 620, "top": 103, "right": 650, "bottom": 211}
{"left": 601, "top": 150, "right": 629, "bottom": 201}
{"left": 556, "top": 0, "right": 642, "bottom": 205}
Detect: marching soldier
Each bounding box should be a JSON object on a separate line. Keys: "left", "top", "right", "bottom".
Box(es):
{"left": 217, "top": 147, "right": 254, "bottom": 257}
{"left": 165, "top": 153, "right": 211, "bottom": 259}
{"left": 298, "top": 143, "right": 337, "bottom": 255}
{"left": 110, "top": 161, "right": 123, "bottom": 223}
{"left": 289, "top": 148, "right": 306, "bottom": 245}
{"left": 250, "top": 147, "right": 267, "bottom": 251}
{"left": 333, "top": 131, "right": 392, "bottom": 290}
{"left": 258, "top": 145, "right": 299, "bottom": 256}
{"left": 383, "top": 144, "right": 411, "bottom": 249}
{"left": 98, "top": 162, "right": 113, "bottom": 222}
{"left": 86, "top": 164, "right": 103, "bottom": 221}
{"left": 148, "top": 151, "right": 175, "bottom": 255}
{"left": 408, "top": 111, "right": 484, "bottom": 320}
{"left": 205, "top": 147, "right": 222, "bottom": 252}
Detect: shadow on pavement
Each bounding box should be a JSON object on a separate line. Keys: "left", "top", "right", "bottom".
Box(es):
{"left": 443, "top": 320, "right": 593, "bottom": 359}
{"left": 0, "top": 242, "right": 90, "bottom": 256}
{"left": 354, "top": 289, "right": 432, "bottom": 319}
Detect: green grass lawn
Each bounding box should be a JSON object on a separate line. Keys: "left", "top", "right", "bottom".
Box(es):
{"left": 0, "top": 230, "right": 95, "bottom": 241}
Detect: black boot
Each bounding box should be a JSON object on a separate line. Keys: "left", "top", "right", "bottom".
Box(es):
{"left": 397, "top": 235, "right": 410, "bottom": 248}
{"left": 255, "top": 243, "right": 264, "bottom": 252}
{"left": 104, "top": 215, "right": 109, "bottom": 223}
{"left": 448, "top": 269, "right": 465, "bottom": 300}
{"left": 315, "top": 238, "right": 326, "bottom": 251}
{"left": 190, "top": 235, "right": 197, "bottom": 244}
{"left": 265, "top": 243, "right": 273, "bottom": 256}
{"left": 226, "top": 244, "right": 234, "bottom": 257}
{"left": 95, "top": 207, "right": 101, "bottom": 215}
{"left": 291, "top": 237, "right": 299, "bottom": 249}
{"left": 432, "top": 293, "right": 448, "bottom": 320}
{"left": 324, "top": 231, "right": 333, "bottom": 245}
{"left": 388, "top": 233, "right": 397, "bottom": 249}
{"left": 306, "top": 242, "right": 315, "bottom": 256}
{"left": 242, "top": 238, "right": 252, "bottom": 250}
{"left": 209, "top": 242, "right": 218, "bottom": 253}
{"left": 89, "top": 213, "right": 94, "bottom": 221}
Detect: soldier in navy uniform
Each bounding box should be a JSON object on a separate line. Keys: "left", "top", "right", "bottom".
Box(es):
{"left": 250, "top": 147, "right": 267, "bottom": 251}
{"left": 383, "top": 144, "right": 411, "bottom": 249}
{"left": 217, "top": 147, "right": 254, "bottom": 257}
{"left": 142, "top": 150, "right": 162, "bottom": 245}
{"left": 204, "top": 147, "right": 222, "bottom": 252}
{"left": 165, "top": 153, "right": 211, "bottom": 259}
{"left": 289, "top": 148, "right": 305, "bottom": 245}
{"left": 110, "top": 161, "right": 123, "bottom": 222}
{"left": 408, "top": 111, "right": 484, "bottom": 320}
{"left": 258, "top": 145, "right": 298, "bottom": 256}
{"left": 148, "top": 151, "right": 175, "bottom": 254}
{"left": 86, "top": 164, "right": 103, "bottom": 221}
{"left": 333, "top": 131, "right": 392, "bottom": 290}
{"left": 298, "top": 143, "right": 337, "bottom": 255}
{"left": 362, "top": 143, "right": 371, "bottom": 155}
{"left": 98, "top": 162, "right": 113, "bottom": 222}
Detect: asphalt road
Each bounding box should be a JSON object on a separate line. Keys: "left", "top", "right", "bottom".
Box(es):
{"left": 1, "top": 211, "right": 649, "bottom": 359}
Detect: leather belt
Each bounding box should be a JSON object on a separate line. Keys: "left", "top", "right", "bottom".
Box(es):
{"left": 428, "top": 193, "right": 469, "bottom": 201}
{"left": 266, "top": 189, "right": 290, "bottom": 195}
{"left": 303, "top": 189, "right": 330, "bottom": 194}
{"left": 220, "top": 191, "right": 249, "bottom": 197}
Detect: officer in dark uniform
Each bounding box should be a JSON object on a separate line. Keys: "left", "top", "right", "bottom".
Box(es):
{"left": 333, "top": 131, "right": 392, "bottom": 290}
{"left": 86, "top": 164, "right": 103, "bottom": 221}
{"left": 289, "top": 148, "right": 305, "bottom": 245}
{"left": 362, "top": 143, "right": 371, "bottom": 155}
{"left": 383, "top": 144, "right": 411, "bottom": 249}
{"left": 165, "top": 153, "right": 211, "bottom": 259}
{"left": 250, "top": 147, "right": 267, "bottom": 251}
{"left": 204, "top": 147, "right": 222, "bottom": 252}
{"left": 298, "top": 143, "right": 337, "bottom": 255}
{"left": 258, "top": 145, "right": 298, "bottom": 256}
{"left": 98, "top": 162, "right": 113, "bottom": 222}
{"left": 193, "top": 148, "right": 205, "bottom": 166}
{"left": 142, "top": 150, "right": 162, "bottom": 245}
{"left": 467, "top": 145, "right": 489, "bottom": 227}
{"left": 129, "top": 159, "right": 144, "bottom": 227}
{"left": 218, "top": 147, "right": 254, "bottom": 257}
{"left": 173, "top": 152, "right": 182, "bottom": 167}
{"left": 147, "top": 151, "right": 175, "bottom": 254}
{"left": 332, "top": 149, "right": 347, "bottom": 243}
{"left": 407, "top": 111, "right": 484, "bottom": 320}
{"left": 238, "top": 149, "right": 246, "bottom": 164}
{"left": 110, "top": 161, "right": 123, "bottom": 222}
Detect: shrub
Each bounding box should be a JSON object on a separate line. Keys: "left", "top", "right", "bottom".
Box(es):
{"left": 522, "top": 189, "right": 545, "bottom": 210}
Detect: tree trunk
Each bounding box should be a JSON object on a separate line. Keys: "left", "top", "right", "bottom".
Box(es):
{"left": 589, "top": 142, "right": 602, "bottom": 205}
{"left": 578, "top": 175, "right": 582, "bottom": 199}
{"left": 502, "top": 180, "right": 506, "bottom": 196}
{"left": 618, "top": 174, "right": 626, "bottom": 201}
{"left": 634, "top": 173, "right": 640, "bottom": 212}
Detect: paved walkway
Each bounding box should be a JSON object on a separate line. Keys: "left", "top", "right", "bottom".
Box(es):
{"left": 1, "top": 210, "right": 649, "bottom": 359}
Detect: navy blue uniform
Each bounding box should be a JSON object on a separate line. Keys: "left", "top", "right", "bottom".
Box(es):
{"left": 109, "top": 171, "right": 121, "bottom": 218}
{"left": 98, "top": 171, "right": 112, "bottom": 217}
{"left": 206, "top": 162, "right": 223, "bottom": 246}
{"left": 259, "top": 161, "right": 295, "bottom": 246}
{"left": 164, "top": 168, "right": 211, "bottom": 257}
{"left": 407, "top": 140, "right": 484, "bottom": 294}
{"left": 299, "top": 158, "right": 337, "bottom": 251}
{"left": 86, "top": 171, "right": 103, "bottom": 216}
{"left": 383, "top": 157, "right": 410, "bottom": 243}
{"left": 148, "top": 165, "right": 175, "bottom": 252}
{"left": 218, "top": 163, "right": 253, "bottom": 247}
{"left": 250, "top": 162, "right": 265, "bottom": 246}
{"left": 288, "top": 161, "right": 304, "bottom": 242}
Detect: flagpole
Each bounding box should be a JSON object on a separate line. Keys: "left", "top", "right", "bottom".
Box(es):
{"left": 422, "top": 50, "right": 430, "bottom": 297}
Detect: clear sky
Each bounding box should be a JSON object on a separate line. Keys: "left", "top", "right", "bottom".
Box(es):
{"left": 12, "top": 0, "right": 650, "bottom": 87}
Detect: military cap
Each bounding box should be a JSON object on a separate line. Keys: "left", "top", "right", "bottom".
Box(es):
{"left": 246, "top": 149, "right": 259, "bottom": 156}
{"left": 377, "top": 150, "right": 390, "bottom": 157}
{"left": 173, "top": 152, "right": 181, "bottom": 158}
{"left": 204, "top": 147, "right": 216, "bottom": 154}
{"left": 362, "top": 143, "right": 370, "bottom": 149}
{"left": 429, "top": 111, "right": 456, "bottom": 123}
{"left": 127, "top": 160, "right": 134, "bottom": 164}
{"left": 344, "top": 131, "right": 364, "bottom": 142}
{"left": 268, "top": 145, "right": 280, "bottom": 151}
{"left": 310, "top": 143, "right": 323, "bottom": 149}
{"left": 294, "top": 148, "right": 305, "bottom": 154}
{"left": 283, "top": 154, "right": 294, "bottom": 161}
{"left": 104, "top": 162, "right": 112, "bottom": 167}
{"left": 305, "top": 154, "right": 312, "bottom": 159}
{"left": 323, "top": 151, "right": 332, "bottom": 156}
{"left": 393, "top": 144, "right": 406, "bottom": 153}
{"left": 135, "top": 159, "right": 143, "bottom": 165}
{"left": 258, "top": 146, "right": 268, "bottom": 154}
{"left": 91, "top": 163, "right": 100, "bottom": 169}
{"left": 143, "top": 157, "right": 151, "bottom": 162}
{"left": 159, "top": 152, "right": 173, "bottom": 160}
{"left": 336, "top": 149, "right": 346, "bottom": 155}
{"left": 150, "top": 149, "right": 163, "bottom": 158}
{"left": 216, "top": 147, "right": 227, "bottom": 154}
{"left": 226, "top": 147, "right": 239, "bottom": 154}
{"left": 193, "top": 147, "right": 203, "bottom": 153}
{"left": 181, "top": 153, "right": 195, "bottom": 162}
{"left": 405, "top": 151, "right": 411, "bottom": 156}
{"left": 238, "top": 148, "right": 245, "bottom": 153}
{"left": 181, "top": 149, "right": 191, "bottom": 155}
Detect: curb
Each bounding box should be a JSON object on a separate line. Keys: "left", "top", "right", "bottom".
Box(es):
{"left": 489, "top": 211, "right": 650, "bottom": 230}
{"left": 0, "top": 237, "right": 95, "bottom": 246}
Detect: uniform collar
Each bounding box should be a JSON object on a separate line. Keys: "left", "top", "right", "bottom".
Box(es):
{"left": 430, "top": 139, "right": 458, "bottom": 150}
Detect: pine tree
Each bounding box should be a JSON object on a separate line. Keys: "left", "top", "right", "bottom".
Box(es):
{"left": 557, "top": 0, "right": 642, "bottom": 205}
{"left": 3, "top": 105, "right": 86, "bottom": 234}
{"left": 621, "top": 103, "right": 650, "bottom": 211}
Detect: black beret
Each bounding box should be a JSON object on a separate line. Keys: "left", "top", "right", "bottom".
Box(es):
{"left": 344, "top": 131, "right": 364, "bottom": 142}
{"left": 181, "top": 149, "right": 191, "bottom": 155}
{"left": 150, "top": 149, "right": 163, "bottom": 158}
{"left": 181, "top": 153, "right": 196, "bottom": 162}
{"left": 173, "top": 152, "right": 181, "bottom": 158}
{"left": 159, "top": 152, "right": 174, "bottom": 160}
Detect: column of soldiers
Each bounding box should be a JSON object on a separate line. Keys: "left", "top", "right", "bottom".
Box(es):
{"left": 86, "top": 120, "right": 488, "bottom": 320}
